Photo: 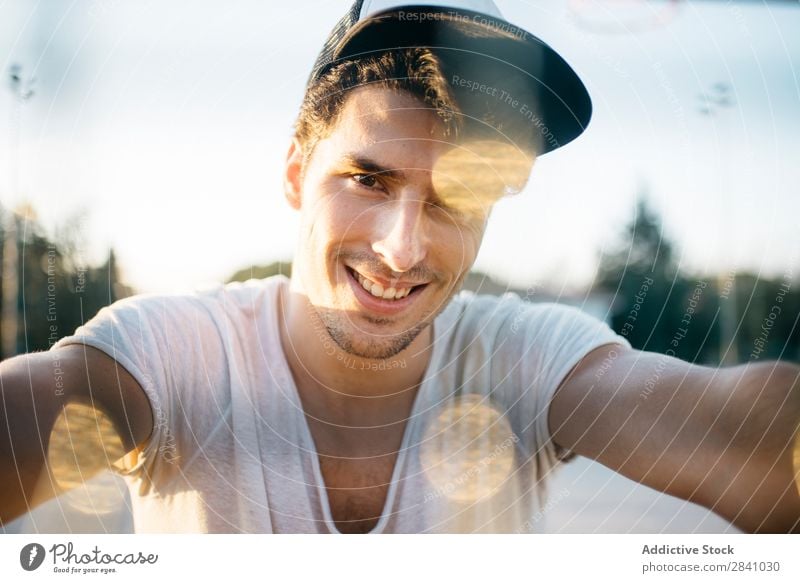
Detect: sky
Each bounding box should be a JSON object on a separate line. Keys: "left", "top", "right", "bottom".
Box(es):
{"left": 0, "top": 0, "right": 798, "bottom": 294}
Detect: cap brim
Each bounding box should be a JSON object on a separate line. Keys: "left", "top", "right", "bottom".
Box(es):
{"left": 325, "top": 5, "right": 592, "bottom": 154}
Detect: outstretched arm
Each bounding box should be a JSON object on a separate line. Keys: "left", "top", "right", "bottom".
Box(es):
{"left": 549, "top": 344, "right": 800, "bottom": 532}
{"left": 0, "top": 345, "right": 152, "bottom": 525}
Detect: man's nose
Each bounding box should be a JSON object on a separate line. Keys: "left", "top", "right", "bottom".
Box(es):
{"left": 371, "top": 197, "right": 429, "bottom": 273}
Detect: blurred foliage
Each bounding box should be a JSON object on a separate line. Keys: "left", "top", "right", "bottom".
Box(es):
{"left": 595, "top": 196, "right": 799, "bottom": 364}
{"left": 0, "top": 205, "right": 132, "bottom": 356}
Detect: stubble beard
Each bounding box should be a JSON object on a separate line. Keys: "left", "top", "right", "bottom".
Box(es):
{"left": 308, "top": 249, "right": 467, "bottom": 360}
{"left": 316, "top": 307, "right": 433, "bottom": 360}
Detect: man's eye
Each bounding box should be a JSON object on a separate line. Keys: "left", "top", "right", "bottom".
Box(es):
{"left": 352, "top": 174, "right": 379, "bottom": 189}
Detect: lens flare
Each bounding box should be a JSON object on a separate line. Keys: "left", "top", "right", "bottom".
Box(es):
{"left": 432, "top": 140, "right": 534, "bottom": 219}
{"left": 794, "top": 430, "right": 800, "bottom": 498}
{"left": 420, "top": 394, "right": 517, "bottom": 503}
{"left": 47, "top": 402, "right": 128, "bottom": 515}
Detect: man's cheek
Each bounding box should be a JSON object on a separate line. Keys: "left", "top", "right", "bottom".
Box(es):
{"left": 436, "top": 223, "right": 482, "bottom": 260}
{"left": 334, "top": 212, "right": 375, "bottom": 244}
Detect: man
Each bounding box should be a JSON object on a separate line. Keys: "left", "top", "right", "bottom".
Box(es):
{"left": 1, "top": 0, "right": 799, "bottom": 534}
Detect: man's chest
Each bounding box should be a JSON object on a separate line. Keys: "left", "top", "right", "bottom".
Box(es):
{"left": 318, "top": 454, "right": 399, "bottom": 534}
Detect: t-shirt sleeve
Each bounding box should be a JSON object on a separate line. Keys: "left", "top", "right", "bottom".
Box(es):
{"left": 500, "top": 301, "right": 631, "bottom": 470}
{"left": 51, "top": 292, "right": 229, "bottom": 486}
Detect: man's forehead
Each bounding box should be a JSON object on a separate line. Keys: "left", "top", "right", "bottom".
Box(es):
{"left": 331, "top": 86, "right": 448, "bottom": 144}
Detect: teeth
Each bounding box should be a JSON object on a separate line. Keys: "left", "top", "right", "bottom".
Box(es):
{"left": 353, "top": 270, "right": 413, "bottom": 300}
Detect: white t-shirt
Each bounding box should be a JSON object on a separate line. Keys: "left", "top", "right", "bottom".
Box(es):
{"left": 53, "top": 275, "right": 628, "bottom": 533}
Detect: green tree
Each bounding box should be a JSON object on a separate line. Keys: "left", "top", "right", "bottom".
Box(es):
{"left": 0, "top": 205, "right": 131, "bottom": 355}
{"left": 595, "top": 195, "right": 718, "bottom": 362}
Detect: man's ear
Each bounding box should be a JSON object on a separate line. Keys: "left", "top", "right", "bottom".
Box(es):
{"left": 284, "top": 137, "right": 304, "bottom": 210}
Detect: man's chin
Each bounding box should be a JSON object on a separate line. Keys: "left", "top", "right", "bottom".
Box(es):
{"left": 318, "top": 310, "right": 429, "bottom": 361}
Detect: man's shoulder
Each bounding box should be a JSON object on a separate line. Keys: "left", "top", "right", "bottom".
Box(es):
{"left": 196, "top": 274, "right": 286, "bottom": 310}
{"left": 56, "top": 276, "right": 286, "bottom": 352}
{"left": 447, "top": 289, "right": 587, "bottom": 324}
{"left": 443, "top": 290, "right": 614, "bottom": 348}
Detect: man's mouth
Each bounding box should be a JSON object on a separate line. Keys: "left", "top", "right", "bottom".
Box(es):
{"left": 345, "top": 266, "right": 427, "bottom": 301}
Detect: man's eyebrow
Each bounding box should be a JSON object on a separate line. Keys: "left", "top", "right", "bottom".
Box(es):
{"left": 340, "top": 154, "right": 406, "bottom": 181}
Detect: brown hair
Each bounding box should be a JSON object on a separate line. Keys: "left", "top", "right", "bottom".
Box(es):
{"left": 295, "top": 48, "right": 461, "bottom": 158}
{"left": 294, "top": 47, "right": 540, "bottom": 160}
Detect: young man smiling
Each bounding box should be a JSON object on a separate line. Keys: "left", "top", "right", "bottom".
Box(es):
{"left": 1, "top": 0, "right": 799, "bottom": 534}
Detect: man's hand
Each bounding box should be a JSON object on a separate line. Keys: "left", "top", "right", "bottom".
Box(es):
{"left": 549, "top": 345, "right": 800, "bottom": 532}
{"left": 0, "top": 345, "right": 152, "bottom": 525}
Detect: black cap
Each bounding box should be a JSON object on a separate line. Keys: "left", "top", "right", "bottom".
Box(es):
{"left": 308, "top": 0, "right": 592, "bottom": 154}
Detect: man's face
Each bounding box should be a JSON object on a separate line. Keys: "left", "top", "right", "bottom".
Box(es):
{"left": 285, "top": 86, "right": 528, "bottom": 360}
